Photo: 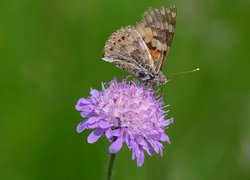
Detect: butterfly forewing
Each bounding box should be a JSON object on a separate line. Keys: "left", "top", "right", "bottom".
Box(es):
{"left": 160, "top": 6, "right": 176, "bottom": 70}
{"left": 136, "top": 6, "right": 176, "bottom": 73}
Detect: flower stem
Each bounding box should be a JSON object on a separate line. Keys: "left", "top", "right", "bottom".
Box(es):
{"left": 107, "top": 153, "right": 116, "bottom": 180}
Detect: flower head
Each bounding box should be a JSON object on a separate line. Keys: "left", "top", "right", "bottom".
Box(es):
{"left": 76, "top": 78, "right": 173, "bottom": 167}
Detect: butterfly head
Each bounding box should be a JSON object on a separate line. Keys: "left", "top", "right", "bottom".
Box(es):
{"left": 153, "top": 71, "right": 170, "bottom": 85}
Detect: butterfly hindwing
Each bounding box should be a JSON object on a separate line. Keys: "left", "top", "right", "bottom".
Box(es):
{"left": 103, "top": 27, "right": 154, "bottom": 76}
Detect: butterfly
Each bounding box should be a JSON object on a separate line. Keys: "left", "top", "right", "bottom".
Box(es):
{"left": 102, "top": 6, "right": 176, "bottom": 84}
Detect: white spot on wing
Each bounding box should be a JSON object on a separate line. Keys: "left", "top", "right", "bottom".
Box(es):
{"left": 168, "top": 24, "right": 174, "bottom": 32}
{"left": 102, "top": 57, "right": 114, "bottom": 62}
{"left": 171, "top": 11, "right": 176, "bottom": 18}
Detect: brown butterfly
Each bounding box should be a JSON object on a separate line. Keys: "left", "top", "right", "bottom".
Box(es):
{"left": 102, "top": 6, "right": 177, "bottom": 84}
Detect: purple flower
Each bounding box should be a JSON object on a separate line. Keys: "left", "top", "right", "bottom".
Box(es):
{"left": 75, "top": 78, "right": 173, "bottom": 167}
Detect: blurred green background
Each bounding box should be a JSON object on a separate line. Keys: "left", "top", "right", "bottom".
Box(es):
{"left": 0, "top": 0, "right": 249, "bottom": 179}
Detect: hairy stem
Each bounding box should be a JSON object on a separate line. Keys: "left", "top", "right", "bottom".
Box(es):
{"left": 107, "top": 153, "right": 116, "bottom": 180}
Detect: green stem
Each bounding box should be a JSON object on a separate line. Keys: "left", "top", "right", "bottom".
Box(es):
{"left": 107, "top": 153, "right": 116, "bottom": 180}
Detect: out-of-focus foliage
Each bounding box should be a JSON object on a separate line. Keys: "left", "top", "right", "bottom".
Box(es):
{"left": 0, "top": 0, "right": 249, "bottom": 179}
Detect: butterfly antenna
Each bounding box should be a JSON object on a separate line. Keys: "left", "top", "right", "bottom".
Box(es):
{"left": 168, "top": 68, "right": 200, "bottom": 77}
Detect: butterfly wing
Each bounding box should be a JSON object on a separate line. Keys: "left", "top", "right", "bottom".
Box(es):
{"left": 103, "top": 27, "right": 154, "bottom": 77}
{"left": 135, "top": 6, "right": 177, "bottom": 73}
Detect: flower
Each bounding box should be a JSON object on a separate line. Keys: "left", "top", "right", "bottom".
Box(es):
{"left": 75, "top": 78, "right": 173, "bottom": 167}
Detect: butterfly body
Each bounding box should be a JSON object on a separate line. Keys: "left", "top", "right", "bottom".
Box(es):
{"left": 103, "top": 6, "right": 176, "bottom": 84}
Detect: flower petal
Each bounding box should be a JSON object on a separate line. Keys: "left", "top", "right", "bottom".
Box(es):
{"left": 161, "top": 133, "right": 171, "bottom": 144}
{"left": 161, "top": 117, "right": 174, "bottom": 127}
{"left": 137, "top": 150, "right": 145, "bottom": 167}
{"left": 87, "top": 123, "right": 98, "bottom": 129}
{"left": 149, "top": 139, "right": 160, "bottom": 153}
{"left": 111, "top": 129, "right": 122, "bottom": 137}
{"left": 109, "top": 137, "right": 124, "bottom": 153}
{"left": 105, "top": 128, "right": 115, "bottom": 140}
{"left": 98, "top": 120, "right": 111, "bottom": 128}
{"left": 131, "top": 143, "right": 139, "bottom": 160}
{"left": 76, "top": 120, "right": 88, "bottom": 133}
{"left": 140, "top": 139, "right": 153, "bottom": 156}
{"left": 155, "top": 141, "right": 164, "bottom": 156}
{"left": 75, "top": 98, "right": 91, "bottom": 111}
{"left": 90, "top": 89, "right": 99, "bottom": 97}
{"left": 87, "top": 129, "right": 104, "bottom": 143}
{"left": 88, "top": 117, "right": 99, "bottom": 124}
{"left": 80, "top": 106, "right": 93, "bottom": 117}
